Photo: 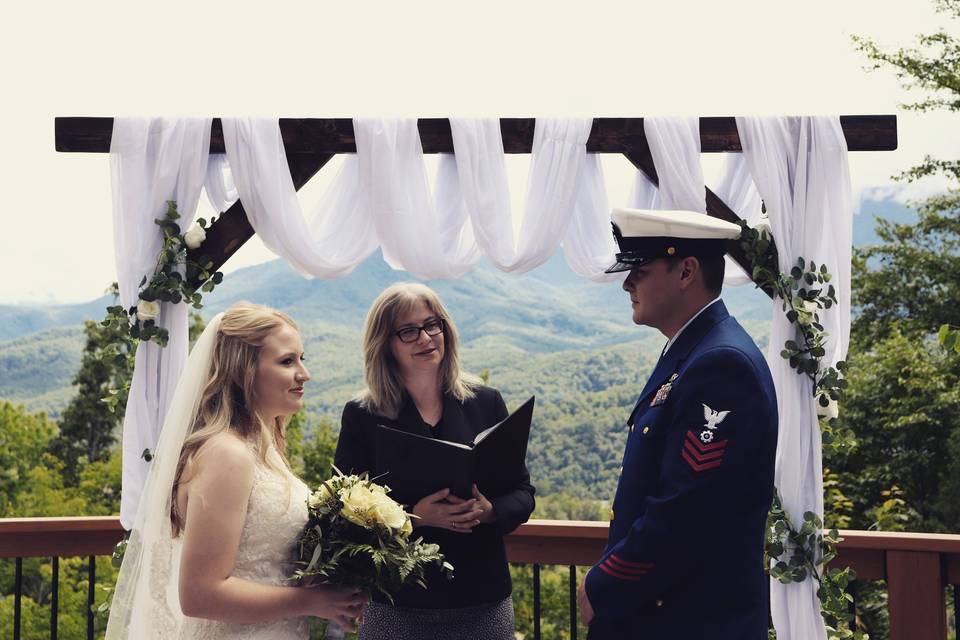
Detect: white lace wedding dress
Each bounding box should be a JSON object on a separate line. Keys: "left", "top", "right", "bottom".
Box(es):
{"left": 179, "top": 445, "right": 312, "bottom": 639}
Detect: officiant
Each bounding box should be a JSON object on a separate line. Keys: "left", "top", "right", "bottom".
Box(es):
{"left": 335, "top": 282, "right": 535, "bottom": 640}
{"left": 578, "top": 209, "right": 778, "bottom": 639}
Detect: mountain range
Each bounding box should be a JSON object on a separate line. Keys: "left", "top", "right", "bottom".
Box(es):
{"left": 0, "top": 195, "right": 916, "bottom": 499}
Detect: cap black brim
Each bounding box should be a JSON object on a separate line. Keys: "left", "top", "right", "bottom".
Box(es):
{"left": 604, "top": 256, "right": 653, "bottom": 274}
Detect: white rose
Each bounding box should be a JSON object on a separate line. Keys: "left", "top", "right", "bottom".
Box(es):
{"left": 816, "top": 395, "right": 839, "bottom": 421}
{"left": 370, "top": 491, "right": 408, "bottom": 530}
{"left": 794, "top": 299, "right": 817, "bottom": 326}
{"left": 754, "top": 217, "right": 773, "bottom": 239}
{"left": 136, "top": 299, "right": 161, "bottom": 322}
{"left": 339, "top": 484, "right": 377, "bottom": 528}
{"left": 183, "top": 222, "right": 207, "bottom": 250}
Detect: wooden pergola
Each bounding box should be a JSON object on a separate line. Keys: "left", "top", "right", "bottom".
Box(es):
{"left": 55, "top": 116, "right": 898, "bottom": 296}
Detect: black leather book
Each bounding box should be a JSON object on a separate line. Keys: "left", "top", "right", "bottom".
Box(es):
{"left": 374, "top": 396, "right": 535, "bottom": 503}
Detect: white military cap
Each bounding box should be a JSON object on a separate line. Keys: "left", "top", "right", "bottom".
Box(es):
{"left": 605, "top": 208, "right": 742, "bottom": 273}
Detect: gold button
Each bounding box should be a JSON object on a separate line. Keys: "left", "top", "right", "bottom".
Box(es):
{"left": 656, "top": 598, "right": 664, "bottom": 608}
{"left": 618, "top": 466, "right": 623, "bottom": 476}
{"left": 642, "top": 426, "right": 650, "bottom": 435}
{"left": 666, "top": 247, "right": 676, "bottom": 256}
{"left": 608, "top": 508, "right": 615, "bottom": 520}
{"left": 630, "top": 424, "right": 635, "bottom": 433}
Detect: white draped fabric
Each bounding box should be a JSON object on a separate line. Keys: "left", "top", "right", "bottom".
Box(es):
{"left": 643, "top": 117, "right": 707, "bottom": 212}
{"left": 737, "top": 116, "right": 853, "bottom": 640}
{"left": 203, "top": 154, "right": 239, "bottom": 213}
{"left": 218, "top": 117, "right": 617, "bottom": 281}
{"left": 713, "top": 154, "right": 765, "bottom": 284}
{"left": 628, "top": 117, "right": 763, "bottom": 286}
{"left": 107, "top": 118, "right": 852, "bottom": 640}
{"left": 625, "top": 117, "right": 706, "bottom": 213}
{"left": 110, "top": 117, "right": 212, "bottom": 528}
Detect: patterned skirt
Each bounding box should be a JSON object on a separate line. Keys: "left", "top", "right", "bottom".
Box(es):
{"left": 357, "top": 597, "right": 514, "bottom": 640}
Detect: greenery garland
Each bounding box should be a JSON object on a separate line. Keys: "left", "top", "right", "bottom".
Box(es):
{"left": 101, "top": 201, "right": 223, "bottom": 348}
{"left": 738, "top": 219, "right": 866, "bottom": 640}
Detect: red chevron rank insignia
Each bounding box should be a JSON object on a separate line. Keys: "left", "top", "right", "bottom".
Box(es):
{"left": 682, "top": 430, "right": 727, "bottom": 472}
{"left": 598, "top": 554, "right": 654, "bottom": 581}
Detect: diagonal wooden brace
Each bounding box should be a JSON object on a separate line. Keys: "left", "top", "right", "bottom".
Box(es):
{"left": 185, "top": 153, "right": 333, "bottom": 290}
{"left": 623, "top": 139, "right": 776, "bottom": 299}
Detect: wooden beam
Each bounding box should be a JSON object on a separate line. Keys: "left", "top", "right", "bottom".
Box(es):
{"left": 55, "top": 116, "right": 897, "bottom": 154}
{"left": 622, "top": 143, "right": 776, "bottom": 299}
{"left": 185, "top": 153, "right": 333, "bottom": 288}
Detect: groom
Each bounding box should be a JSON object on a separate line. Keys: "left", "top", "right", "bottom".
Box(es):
{"left": 578, "top": 208, "right": 778, "bottom": 639}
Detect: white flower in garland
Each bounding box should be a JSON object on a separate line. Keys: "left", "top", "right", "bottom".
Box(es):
{"left": 183, "top": 222, "right": 207, "bottom": 249}
{"left": 795, "top": 299, "right": 818, "bottom": 327}
{"left": 136, "top": 299, "right": 161, "bottom": 322}
{"left": 754, "top": 216, "right": 773, "bottom": 239}
{"left": 816, "top": 394, "right": 840, "bottom": 421}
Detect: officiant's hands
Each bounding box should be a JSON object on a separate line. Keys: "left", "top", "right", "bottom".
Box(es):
{"left": 412, "top": 488, "right": 483, "bottom": 533}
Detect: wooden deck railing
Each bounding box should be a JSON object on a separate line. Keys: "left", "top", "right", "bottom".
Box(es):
{"left": 2, "top": 517, "right": 958, "bottom": 639}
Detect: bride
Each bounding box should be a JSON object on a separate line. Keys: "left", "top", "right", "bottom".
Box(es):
{"left": 106, "top": 302, "right": 367, "bottom": 639}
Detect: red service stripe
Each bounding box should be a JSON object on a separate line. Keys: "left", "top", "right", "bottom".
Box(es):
{"left": 602, "top": 559, "right": 648, "bottom": 576}
{"left": 685, "top": 430, "right": 727, "bottom": 452}
{"left": 682, "top": 449, "right": 723, "bottom": 472}
{"left": 683, "top": 440, "right": 725, "bottom": 463}
{"left": 598, "top": 562, "right": 646, "bottom": 581}
{"left": 608, "top": 555, "right": 654, "bottom": 570}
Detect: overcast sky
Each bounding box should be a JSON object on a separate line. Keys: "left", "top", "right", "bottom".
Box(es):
{"left": 1, "top": 0, "right": 957, "bottom": 304}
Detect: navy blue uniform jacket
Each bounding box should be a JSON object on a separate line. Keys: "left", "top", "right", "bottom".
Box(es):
{"left": 586, "top": 300, "right": 777, "bottom": 639}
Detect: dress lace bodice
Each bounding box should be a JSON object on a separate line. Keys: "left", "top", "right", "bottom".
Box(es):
{"left": 179, "top": 445, "right": 311, "bottom": 639}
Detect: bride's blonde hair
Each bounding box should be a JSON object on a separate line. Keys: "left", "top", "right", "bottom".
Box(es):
{"left": 171, "top": 302, "right": 299, "bottom": 535}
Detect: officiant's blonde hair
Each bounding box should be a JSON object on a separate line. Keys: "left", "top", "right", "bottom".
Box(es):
{"left": 171, "top": 302, "right": 298, "bottom": 536}
{"left": 358, "top": 283, "right": 480, "bottom": 419}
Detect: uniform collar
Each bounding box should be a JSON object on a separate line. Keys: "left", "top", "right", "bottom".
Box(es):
{"left": 634, "top": 299, "right": 730, "bottom": 410}
{"left": 662, "top": 297, "right": 722, "bottom": 357}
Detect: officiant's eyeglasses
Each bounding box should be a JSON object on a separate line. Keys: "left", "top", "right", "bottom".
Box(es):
{"left": 394, "top": 318, "right": 445, "bottom": 343}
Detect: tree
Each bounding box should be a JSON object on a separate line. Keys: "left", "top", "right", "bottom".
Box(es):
{"left": 827, "top": 332, "right": 960, "bottom": 533}
{"left": 48, "top": 317, "right": 132, "bottom": 484}
{"left": 0, "top": 401, "right": 119, "bottom": 639}
{"left": 851, "top": 0, "right": 960, "bottom": 347}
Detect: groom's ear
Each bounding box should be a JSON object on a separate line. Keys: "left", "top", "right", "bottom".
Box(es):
{"left": 677, "top": 257, "right": 700, "bottom": 289}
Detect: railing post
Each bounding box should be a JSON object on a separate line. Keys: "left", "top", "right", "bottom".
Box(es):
{"left": 886, "top": 550, "right": 946, "bottom": 640}
{"left": 569, "top": 565, "right": 578, "bottom": 640}
{"left": 14, "top": 557, "right": 22, "bottom": 640}
{"left": 533, "top": 563, "right": 541, "bottom": 640}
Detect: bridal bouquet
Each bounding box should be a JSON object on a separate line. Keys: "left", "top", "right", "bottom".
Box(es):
{"left": 292, "top": 469, "right": 453, "bottom": 601}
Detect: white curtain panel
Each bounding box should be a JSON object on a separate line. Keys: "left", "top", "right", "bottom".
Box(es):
{"left": 220, "top": 118, "right": 379, "bottom": 279}
{"left": 447, "top": 118, "right": 616, "bottom": 279}
{"left": 713, "top": 154, "right": 764, "bottom": 285}
{"left": 643, "top": 117, "right": 707, "bottom": 212}
{"left": 355, "top": 118, "right": 480, "bottom": 279}
{"left": 110, "top": 117, "right": 212, "bottom": 528}
{"left": 219, "top": 118, "right": 614, "bottom": 280}
{"left": 737, "top": 116, "right": 853, "bottom": 640}
{"left": 203, "top": 154, "right": 239, "bottom": 213}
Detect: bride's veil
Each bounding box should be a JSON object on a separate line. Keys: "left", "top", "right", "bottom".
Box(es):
{"left": 105, "top": 313, "right": 224, "bottom": 639}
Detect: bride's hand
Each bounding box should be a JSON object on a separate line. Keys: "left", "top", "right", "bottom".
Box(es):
{"left": 302, "top": 584, "right": 368, "bottom": 632}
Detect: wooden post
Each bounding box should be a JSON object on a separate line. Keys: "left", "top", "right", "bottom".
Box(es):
{"left": 886, "top": 550, "right": 947, "bottom": 640}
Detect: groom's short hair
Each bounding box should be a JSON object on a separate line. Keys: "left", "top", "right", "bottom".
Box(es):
{"left": 664, "top": 252, "right": 726, "bottom": 295}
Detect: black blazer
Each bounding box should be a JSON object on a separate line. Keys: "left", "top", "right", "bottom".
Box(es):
{"left": 335, "top": 385, "right": 536, "bottom": 609}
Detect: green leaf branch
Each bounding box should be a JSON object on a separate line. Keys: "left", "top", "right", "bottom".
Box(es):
{"left": 104, "top": 201, "right": 223, "bottom": 349}
{"left": 740, "top": 219, "right": 865, "bottom": 638}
